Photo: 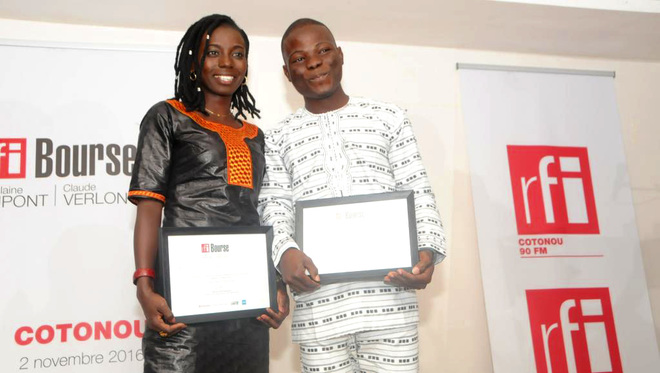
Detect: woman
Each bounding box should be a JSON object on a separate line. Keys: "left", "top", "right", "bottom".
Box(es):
{"left": 128, "top": 14, "right": 288, "bottom": 373}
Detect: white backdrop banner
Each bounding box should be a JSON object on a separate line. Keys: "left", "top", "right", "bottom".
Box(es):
{"left": 459, "top": 65, "right": 659, "bottom": 373}
{"left": 0, "top": 42, "right": 173, "bottom": 372}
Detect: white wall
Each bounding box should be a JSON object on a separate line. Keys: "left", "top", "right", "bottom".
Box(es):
{"left": 1, "top": 18, "right": 658, "bottom": 372}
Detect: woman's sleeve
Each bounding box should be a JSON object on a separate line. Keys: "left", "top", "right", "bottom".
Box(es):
{"left": 128, "top": 103, "right": 173, "bottom": 205}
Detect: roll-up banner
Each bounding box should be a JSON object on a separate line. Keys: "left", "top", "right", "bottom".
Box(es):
{"left": 0, "top": 41, "right": 173, "bottom": 372}
{"left": 458, "top": 64, "right": 659, "bottom": 373}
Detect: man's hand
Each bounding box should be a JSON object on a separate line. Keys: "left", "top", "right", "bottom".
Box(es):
{"left": 257, "top": 280, "right": 290, "bottom": 328}
{"left": 384, "top": 250, "right": 435, "bottom": 289}
{"left": 279, "top": 248, "right": 321, "bottom": 293}
{"left": 136, "top": 278, "right": 186, "bottom": 336}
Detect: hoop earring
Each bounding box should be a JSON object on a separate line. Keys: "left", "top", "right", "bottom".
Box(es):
{"left": 242, "top": 76, "right": 248, "bottom": 86}
{"left": 190, "top": 71, "right": 197, "bottom": 81}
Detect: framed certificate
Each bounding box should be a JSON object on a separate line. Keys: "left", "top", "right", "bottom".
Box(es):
{"left": 158, "top": 226, "right": 277, "bottom": 324}
{"left": 295, "top": 191, "right": 419, "bottom": 284}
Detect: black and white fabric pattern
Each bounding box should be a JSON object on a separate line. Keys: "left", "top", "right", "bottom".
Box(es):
{"left": 258, "top": 97, "right": 446, "bottom": 343}
{"left": 299, "top": 325, "right": 419, "bottom": 373}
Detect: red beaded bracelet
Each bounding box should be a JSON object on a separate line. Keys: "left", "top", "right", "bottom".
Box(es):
{"left": 132, "top": 268, "right": 155, "bottom": 285}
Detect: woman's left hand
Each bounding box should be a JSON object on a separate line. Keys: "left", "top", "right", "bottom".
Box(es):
{"left": 257, "top": 279, "right": 290, "bottom": 328}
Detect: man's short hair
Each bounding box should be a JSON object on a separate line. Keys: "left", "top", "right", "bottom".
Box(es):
{"left": 281, "top": 18, "right": 335, "bottom": 57}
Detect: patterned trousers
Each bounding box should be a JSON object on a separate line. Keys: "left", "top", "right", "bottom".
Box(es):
{"left": 299, "top": 325, "right": 419, "bottom": 373}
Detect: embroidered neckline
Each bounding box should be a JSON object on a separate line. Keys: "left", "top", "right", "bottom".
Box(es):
{"left": 166, "top": 99, "right": 258, "bottom": 189}
{"left": 302, "top": 97, "right": 353, "bottom": 116}
{"left": 166, "top": 99, "right": 256, "bottom": 134}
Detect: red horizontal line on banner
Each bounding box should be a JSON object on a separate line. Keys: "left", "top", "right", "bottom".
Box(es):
{"left": 520, "top": 255, "right": 604, "bottom": 259}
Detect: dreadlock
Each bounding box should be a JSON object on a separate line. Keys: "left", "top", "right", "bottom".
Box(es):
{"left": 174, "top": 14, "right": 260, "bottom": 119}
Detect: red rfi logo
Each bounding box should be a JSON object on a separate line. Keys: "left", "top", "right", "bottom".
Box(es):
{"left": 0, "top": 138, "right": 27, "bottom": 179}
{"left": 201, "top": 244, "right": 210, "bottom": 253}
{"left": 526, "top": 288, "right": 622, "bottom": 373}
{"left": 507, "top": 146, "right": 599, "bottom": 235}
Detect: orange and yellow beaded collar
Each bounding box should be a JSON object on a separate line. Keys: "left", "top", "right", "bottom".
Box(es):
{"left": 166, "top": 99, "right": 258, "bottom": 189}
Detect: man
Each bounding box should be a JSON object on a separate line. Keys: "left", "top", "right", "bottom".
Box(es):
{"left": 258, "top": 18, "right": 446, "bottom": 372}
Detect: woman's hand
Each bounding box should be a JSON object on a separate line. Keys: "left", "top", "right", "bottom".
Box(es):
{"left": 257, "top": 279, "right": 290, "bottom": 328}
{"left": 136, "top": 278, "right": 186, "bottom": 336}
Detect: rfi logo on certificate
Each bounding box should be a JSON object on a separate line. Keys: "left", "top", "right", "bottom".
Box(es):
{"left": 507, "top": 145, "right": 599, "bottom": 235}
{"left": 526, "top": 288, "right": 622, "bottom": 373}
{"left": 0, "top": 138, "right": 27, "bottom": 179}
{"left": 201, "top": 244, "right": 210, "bottom": 253}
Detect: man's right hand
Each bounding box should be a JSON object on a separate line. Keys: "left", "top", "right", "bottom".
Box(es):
{"left": 279, "top": 248, "right": 321, "bottom": 293}
{"left": 136, "top": 278, "right": 186, "bottom": 336}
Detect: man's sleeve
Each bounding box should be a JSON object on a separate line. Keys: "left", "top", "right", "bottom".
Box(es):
{"left": 128, "top": 102, "right": 173, "bottom": 205}
{"left": 257, "top": 129, "right": 300, "bottom": 268}
{"left": 388, "top": 110, "right": 447, "bottom": 263}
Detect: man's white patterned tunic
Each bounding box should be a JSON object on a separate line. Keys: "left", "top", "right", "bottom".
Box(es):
{"left": 258, "top": 97, "right": 446, "bottom": 343}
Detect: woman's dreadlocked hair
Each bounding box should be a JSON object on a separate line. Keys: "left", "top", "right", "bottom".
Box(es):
{"left": 174, "top": 14, "right": 260, "bottom": 119}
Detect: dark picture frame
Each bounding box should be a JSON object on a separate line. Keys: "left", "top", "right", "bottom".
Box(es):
{"left": 159, "top": 226, "right": 277, "bottom": 324}
{"left": 295, "top": 191, "right": 419, "bottom": 284}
